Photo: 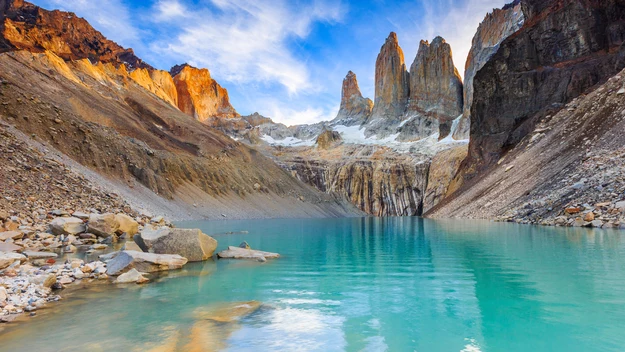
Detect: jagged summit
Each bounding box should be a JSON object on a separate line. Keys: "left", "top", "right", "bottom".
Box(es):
{"left": 332, "top": 71, "right": 373, "bottom": 126}
{"left": 408, "top": 35, "right": 463, "bottom": 139}
{"left": 171, "top": 64, "right": 238, "bottom": 122}
{"left": 370, "top": 31, "right": 409, "bottom": 123}
{"left": 170, "top": 63, "right": 198, "bottom": 77}
{"left": 0, "top": 0, "right": 152, "bottom": 70}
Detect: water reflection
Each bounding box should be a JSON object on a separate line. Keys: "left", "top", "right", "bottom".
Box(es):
{"left": 1, "top": 218, "right": 624, "bottom": 352}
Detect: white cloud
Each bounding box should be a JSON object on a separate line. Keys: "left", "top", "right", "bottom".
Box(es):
{"left": 260, "top": 102, "right": 339, "bottom": 126}
{"left": 151, "top": 0, "right": 344, "bottom": 94}
{"left": 154, "top": 0, "right": 188, "bottom": 21}
{"left": 38, "top": 0, "right": 140, "bottom": 47}
{"left": 414, "top": 0, "right": 508, "bottom": 75}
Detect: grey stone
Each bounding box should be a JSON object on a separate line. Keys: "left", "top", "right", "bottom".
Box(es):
{"left": 106, "top": 250, "right": 187, "bottom": 276}
{"left": 217, "top": 246, "right": 280, "bottom": 260}
{"left": 22, "top": 251, "right": 58, "bottom": 259}
{"left": 133, "top": 228, "right": 169, "bottom": 252}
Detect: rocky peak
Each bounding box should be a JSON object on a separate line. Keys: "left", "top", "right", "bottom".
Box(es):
{"left": 370, "top": 32, "right": 409, "bottom": 121}
{"left": 408, "top": 36, "right": 463, "bottom": 139}
{"left": 170, "top": 64, "right": 239, "bottom": 122}
{"left": 0, "top": 0, "right": 151, "bottom": 70}
{"left": 453, "top": 0, "right": 524, "bottom": 140}
{"left": 462, "top": 0, "right": 625, "bottom": 179}
{"left": 333, "top": 71, "right": 373, "bottom": 126}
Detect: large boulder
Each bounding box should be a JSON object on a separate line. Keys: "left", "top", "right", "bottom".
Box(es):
{"left": 115, "top": 214, "right": 139, "bottom": 237}
{"left": 106, "top": 250, "right": 187, "bottom": 276}
{"left": 49, "top": 217, "right": 86, "bottom": 236}
{"left": 0, "top": 252, "right": 26, "bottom": 269}
{"left": 150, "top": 228, "right": 217, "bottom": 262}
{"left": 133, "top": 227, "right": 170, "bottom": 252}
{"left": 87, "top": 213, "right": 120, "bottom": 238}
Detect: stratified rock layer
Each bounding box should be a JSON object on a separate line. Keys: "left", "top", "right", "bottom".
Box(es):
{"left": 464, "top": 0, "right": 625, "bottom": 177}
{"left": 279, "top": 145, "right": 430, "bottom": 216}
{"left": 454, "top": 0, "right": 524, "bottom": 140}
{"left": 408, "top": 37, "right": 463, "bottom": 139}
{"left": 333, "top": 71, "right": 373, "bottom": 126}
{"left": 171, "top": 64, "right": 239, "bottom": 122}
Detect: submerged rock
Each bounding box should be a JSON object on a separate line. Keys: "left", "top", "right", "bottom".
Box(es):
{"left": 217, "top": 246, "right": 279, "bottom": 260}
{"left": 106, "top": 250, "right": 187, "bottom": 275}
{"left": 115, "top": 268, "right": 149, "bottom": 284}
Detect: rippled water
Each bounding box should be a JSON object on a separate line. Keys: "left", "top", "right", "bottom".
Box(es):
{"left": 2, "top": 217, "right": 625, "bottom": 351}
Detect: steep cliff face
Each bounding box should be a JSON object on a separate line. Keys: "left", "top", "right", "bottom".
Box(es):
{"left": 0, "top": 0, "right": 150, "bottom": 69}
{"left": 369, "top": 32, "right": 410, "bottom": 125}
{"left": 429, "top": 66, "right": 625, "bottom": 226}
{"left": 463, "top": 0, "right": 625, "bottom": 178}
{"left": 333, "top": 71, "right": 373, "bottom": 126}
{"left": 276, "top": 146, "right": 430, "bottom": 216}
{"left": 423, "top": 145, "right": 468, "bottom": 213}
{"left": 453, "top": 0, "right": 524, "bottom": 140}
{"left": 129, "top": 68, "right": 178, "bottom": 107}
{"left": 408, "top": 37, "right": 463, "bottom": 140}
{"left": 171, "top": 64, "right": 239, "bottom": 123}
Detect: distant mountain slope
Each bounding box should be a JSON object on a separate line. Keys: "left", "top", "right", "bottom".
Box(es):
{"left": 0, "top": 0, "right": 362, "bottom": 220}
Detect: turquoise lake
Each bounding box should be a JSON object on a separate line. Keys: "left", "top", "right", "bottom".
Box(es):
{"left": 1, "top": 217, "right": 625, "bottom": 351}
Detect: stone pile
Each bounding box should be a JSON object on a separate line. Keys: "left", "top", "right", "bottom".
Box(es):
{"left": 497, "top": 148, "right": 625, "bottom": 229}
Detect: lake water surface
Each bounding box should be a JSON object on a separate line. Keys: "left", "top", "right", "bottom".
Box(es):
{"left": 1, "top": 217, "right": 625, "bottom": 351}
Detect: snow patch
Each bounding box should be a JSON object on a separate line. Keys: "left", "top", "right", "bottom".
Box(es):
{"left": 260, "top": 135, "right": 315, "bottom": 147}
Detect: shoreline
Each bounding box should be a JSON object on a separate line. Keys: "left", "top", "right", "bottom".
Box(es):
{"left": 2, "top": 211, "right": 624, "bottom": 332}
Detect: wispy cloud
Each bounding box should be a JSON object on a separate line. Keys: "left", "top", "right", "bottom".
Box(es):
{"left": 413, "top": 0, "right": 508, "bottom": 74}
{"left": 151, "top": 0, "right": 345, "bottom": 94}
{"left": 154, "top": 0, "right": 188, "bottom": 21}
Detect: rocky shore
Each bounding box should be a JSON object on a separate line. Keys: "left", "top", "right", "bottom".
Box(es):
{"left": 496, "top": 147, "right": 625, "bottom": 230}
{"left": 0, "top": 208, "right": 170, "bottom": 323}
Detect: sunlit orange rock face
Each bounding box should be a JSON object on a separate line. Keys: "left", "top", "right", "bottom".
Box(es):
{"left": 0, "top": 0, "right": 150, "bottom": 69}
{"left": 370, "top": 32, "right": 409, "bottom": 120}
{"left": 335, "top": 71, "right": 373, "bottom": 126}
{"left": 130, "top": 68, "right": 179, "bottom": 107}
{"left": 171, "top": 64, "right": 239, "bottom": 123}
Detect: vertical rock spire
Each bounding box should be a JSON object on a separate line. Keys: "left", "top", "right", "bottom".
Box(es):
{"left": 333, "top": 71, "right": 373, "bottom": 126}
{"left": 370, "top": 32, "right": 410, "bottom": 121}
{"left": 408, "top": 36, "right": 463, "bottom": 139}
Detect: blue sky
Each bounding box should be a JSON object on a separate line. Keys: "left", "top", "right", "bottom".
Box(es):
{"left": 34, "top": 0, "right": 508, "bottom": 126}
